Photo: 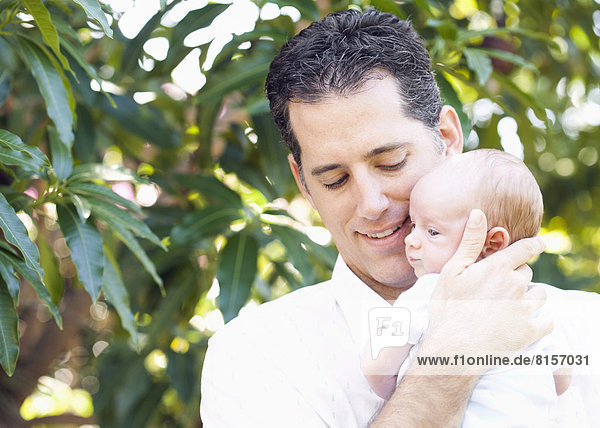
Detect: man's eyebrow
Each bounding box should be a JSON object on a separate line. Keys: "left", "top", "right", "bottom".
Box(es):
{"left": 311, "top": 163, "right": 343, "bottom": 176}
{"left": 363, "top": 142, "right": 411, "bottom": 160}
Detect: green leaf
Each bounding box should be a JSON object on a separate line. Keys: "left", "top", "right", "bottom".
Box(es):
{"left": 0, "top": 71, "right": 10, "bottom": 107}
{"left": 196, "top": 46, "right": 272, "bottom": 102}
{"left": 0, "top": 249, "right": 62, "bottom": 327}
{"left": 66, "top": 163, "right": 150, "bottom": 185}
{"left": 171, "top": 206, "right": 241, "bottom": 245}
{"left": 268, "top": 224, "right": 336, "bottom": 276}
{"left": 171, "top": 174, "right": 243, "bottom": 209}
{"left": 0, "top": 0, "right": 16, "bottom": 14}
{"left": 429, "top": 19, "right": 458, "bottom": 41}
{"left": 0, "top": 191, "right": 33, "bottom": 214}
{"left": 126, "top": 382, "right": 169, "bottom": 428}
{"left": 48, "top": 126, "right": 73, "bottom": 181}
{"left": 57, "top": 204, "right": 104, "bottom": 302}
{"left": 60, "top": 36, "right": 115, "bottom": 106}
{"left": 71, "top": 193, "right": 91, "bottom": 221}
{"left": 144, "top": 267, "right": 199, "bottom": 346}
{"left": 0, "top": 278, "right": 19, "bottom": 377}
{"left": 463, "top": 48, "right": 493, "bottom": 86}
{"left": 120, "top": 8, "right": 168, "bottom": 76}
{"left": 38, "top": 234, "right": 63, "bottom": 306}
{"left": 110, "top": 222, "right": 164, "bottom": 295}
{"left": 97, "top": 95, "right": 180, "bottom": 149}
{"left": 216, "top": 232, "right": 258, "bottom": 322}
{"left": 51, "top": 15, "right": 82, "bottom": 42}
{"left": 0, "top": 129, "right": 51, "bottom": 174}
{"left": 251, "top": 113, "right": 292, "bottom": 196}
{"left": 102, "top": 252, "right": 138, "bottom": 347}
{"left": 492, "top": 73, "right": 546, "bottom": 118}
{"left": 196, "top": 102, "right": 221, "bottom": 165}
{"left": 165, "top": 4, "right": 230, "bottom": 69}
{"left": 268, "top": 224, "right": 312, "bottom": 278}
{"left": 83, "top": 196, "right": 166, "bottom": 250}
{"left": 166, "top": 349, "right": 197, "bottom": 403}
{"left": 0, "top": 263, "right": 19, "bottom": 303}
{"left": 273, "top": 260, "right": 304, "bottom": 290}
{"left": 0, "top": 240, "right": 19, "bottom": 257}
{"left": 0, "top": 191, "right": 44, "bottom": 279}
{"left": 269, "top": 0, "right": 319, "bottom": 20}
{"left": 13, "top": 37, "right": 74, "bottom": 147}
{"left": 219, "top": 143, "right": 278, "bottom": 200}
{"left": 369, "top": 0, "right": 406, "bottom": 18}
{"left": 71, "top": 0, "right": 113, "bottom": 38}
{"left": 22, "top": 0, "right": 73, "bottom": 73}
{"left": 68, "top": 182, "right": 142, "bottom": 214}
{"left": 467, "top": 47, "right": 537, "bottom": 71}
{"left": 73, "top": 105, "right": 96, "bottom": 163}
{"left": 456, "top": 27, "right": 558, "bottom": 48}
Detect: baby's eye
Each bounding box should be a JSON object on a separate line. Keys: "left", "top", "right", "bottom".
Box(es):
{"left": 427, "top": 229, "right": 439, "bottom": 237}
{"left": 409, "top": 222, "right": 415, "bottom": 231}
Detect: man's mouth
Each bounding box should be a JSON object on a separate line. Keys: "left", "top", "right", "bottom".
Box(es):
{"left": 365, "top": 225, "right": 401, "bottom": 239}
{"left": 363, "top": 217, "right": 408, "bottom": 239}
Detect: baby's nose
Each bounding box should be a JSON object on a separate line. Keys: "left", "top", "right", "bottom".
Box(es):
{"left": 405, "top": 231, "right": 420, "bottom": 248}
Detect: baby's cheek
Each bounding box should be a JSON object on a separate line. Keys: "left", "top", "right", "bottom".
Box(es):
{"left": 428, "top": 250, "right": 450, "bottom": 274}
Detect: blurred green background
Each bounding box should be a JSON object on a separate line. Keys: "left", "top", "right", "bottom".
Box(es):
{"left": 0, "top": 0, "right": 598, "bottom": 426}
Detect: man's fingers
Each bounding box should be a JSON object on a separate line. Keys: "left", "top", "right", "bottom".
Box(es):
{"left": 443, "top": 209, "right": 487, "bottom": 276}
{"left": 489, "top": 236, "right": 546, "bottom": 270}
{"left": 531, "top": 315, "right": 555, "bottom": 341}
{"left": 515, "top": 263, "right": 534, "bottom": 286}
{"left": 524, "top": 283, "right": 547, "bottom": 311}
{"left": 525, "top": 283, "right": 547, "bottom": 301}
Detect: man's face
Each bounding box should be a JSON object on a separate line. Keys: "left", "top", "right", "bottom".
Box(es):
{"left": 287, "top": 76, "right": 462, "bottom": 298}
{"left": 404, "top": 172, "right": 472, "bottom": 277}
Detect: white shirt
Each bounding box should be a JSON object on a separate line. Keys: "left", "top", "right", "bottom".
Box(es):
{"left": 201, "top": 256, "right": 600, "bottom": 427}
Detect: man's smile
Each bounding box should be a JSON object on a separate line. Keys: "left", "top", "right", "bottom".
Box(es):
{"left": 365, "top": 225, "right": 400, "bottom": 239}
{"left": 358, "top": 217, "right": 410, "bottom": 244}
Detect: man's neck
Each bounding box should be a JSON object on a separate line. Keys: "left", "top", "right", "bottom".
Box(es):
{"left": 350, "top": 269, "right": 417, "bottom": 301}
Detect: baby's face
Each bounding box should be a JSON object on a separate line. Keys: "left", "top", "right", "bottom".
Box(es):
{"left": 404, "top": 173, "right": 472, "bottom": 277}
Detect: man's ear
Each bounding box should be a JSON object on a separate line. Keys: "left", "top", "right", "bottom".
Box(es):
{"left": 438, "top": 106, "right": 463, "bottom": 157}
{"left": 288, "top": 154, "right": 316, "bottom": 209}
{"left": 482, "top": 226, "right": 510, "bottom": 258}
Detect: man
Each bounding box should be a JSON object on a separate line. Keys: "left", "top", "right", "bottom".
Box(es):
{"left": 200, "top": 9, "right": 557, "bottom": 426}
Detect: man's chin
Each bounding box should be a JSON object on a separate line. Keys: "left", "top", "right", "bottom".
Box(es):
{"left": 368, "top": 271, "right": 418, "bottom": 298}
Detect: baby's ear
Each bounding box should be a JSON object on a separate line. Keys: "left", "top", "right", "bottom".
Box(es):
{"left": 481, "top": 227, "right": 510, "bottom": 258}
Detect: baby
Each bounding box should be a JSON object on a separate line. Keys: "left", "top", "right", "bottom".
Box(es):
{"left": 362, "top": 149, "right": 570, "bottom": 426}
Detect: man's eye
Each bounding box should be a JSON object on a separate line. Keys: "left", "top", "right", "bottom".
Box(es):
{"left": 324, "top": 175, "right": 348, "bottom": 190}
{"left": 380, "top": 158, "right": 407, "bottom": 171}
{"left": 428, "top": 229, "right": 439, "bottom": 237}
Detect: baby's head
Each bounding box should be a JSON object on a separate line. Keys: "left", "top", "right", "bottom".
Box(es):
{"left": 405, "top": 149, "right": 543, "bottom": 277}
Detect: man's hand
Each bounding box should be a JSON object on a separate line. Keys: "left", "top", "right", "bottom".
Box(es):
{"left": 420, "top": 209, "right": 551, "bottom": 374}
{"left": 372, "top": 209, "right": 550, "bottom": 427}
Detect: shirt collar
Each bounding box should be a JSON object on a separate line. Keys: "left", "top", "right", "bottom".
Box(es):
{"left": 331, "top": 255, "right": 393, "bottom": 348}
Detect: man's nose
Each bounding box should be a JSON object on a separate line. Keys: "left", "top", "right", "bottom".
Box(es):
{"left": 355, "top": 175, "right": 389, "bottom": 220}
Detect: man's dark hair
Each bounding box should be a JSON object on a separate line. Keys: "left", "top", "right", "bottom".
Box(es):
{"left": 265, "top": 8, "right": 442, "bottom": 177}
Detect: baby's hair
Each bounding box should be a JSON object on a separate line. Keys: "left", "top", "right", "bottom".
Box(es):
{"left": 447, "top": 149, "right": 543, "bottom": 243}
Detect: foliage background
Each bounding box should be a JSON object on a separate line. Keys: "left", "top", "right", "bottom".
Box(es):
{"left": 0, "top": 0, "right": 598, "bottom": 426}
